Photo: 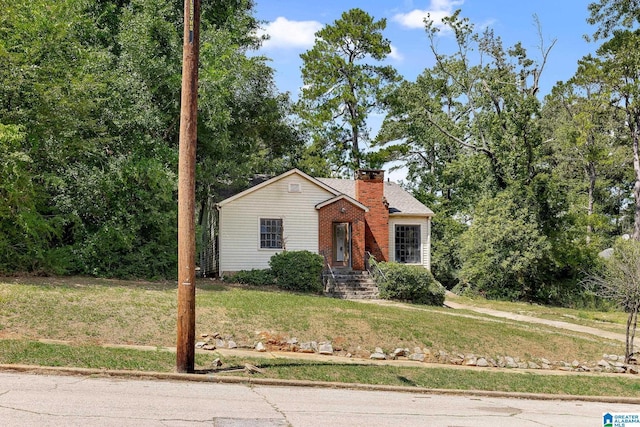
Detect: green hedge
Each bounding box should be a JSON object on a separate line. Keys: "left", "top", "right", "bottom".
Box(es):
{"left": 269, "top": 250, "right": 324, "bottom": 293}
{"left": 223, "top": 269, "right": 275, "bottom": 286}
{"left": 372, "top": 261, "right": 445, "bottom": 306}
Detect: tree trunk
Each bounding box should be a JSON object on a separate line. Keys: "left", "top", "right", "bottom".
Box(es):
{"left": 586, "top": 162, "right": 596, "bottom": 244}
{"left": 632, "top": 116, "right": 640, "bottom": 241}
{"left": 627, "top": 308, "right": 638, "bottom": 364}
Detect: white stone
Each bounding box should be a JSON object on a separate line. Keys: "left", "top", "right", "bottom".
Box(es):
{"left": 319, "top": 343, "right": 333, "bottom": 355}
{"left": 409, "top": 353, "right": 425, "bottom": 362}
{"left": 255, "top": 342, "right": 266, "bottom": 352}
{"left": 299, "top": 342, "right": 315, "bottom": 353}
{"left": 476, "top": 358, "right": 489, "bottom": 367}
{"left": 464, "top": 357, "right": 477, "bottom": 366}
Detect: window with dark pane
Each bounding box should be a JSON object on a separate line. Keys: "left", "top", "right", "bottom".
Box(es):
{"left": 260, "top": 218, "right": 283, "bottom": 249}
{"left": 395, "top": 225, "right": 420, "bottom": 263}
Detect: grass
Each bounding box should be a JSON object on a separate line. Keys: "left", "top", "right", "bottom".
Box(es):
{"left": 0, "top": 276, "right": 637, "bottom": 397}
{"left": 0, "top": 277, "right": 624, "bottom": 362}
{"left": 1, "top": 340, "right": 639, "bottom": 398}
{"left": 217, "top": 356, "right": 640, "bottom": 397}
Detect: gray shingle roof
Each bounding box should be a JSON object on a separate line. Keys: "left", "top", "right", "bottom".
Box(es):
{"left": 317, "top": 178, "right": 433, "bottom": 216}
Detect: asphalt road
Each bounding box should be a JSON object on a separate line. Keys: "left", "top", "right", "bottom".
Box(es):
{"left": 0, "top": 371, "right": 637, "bottom": 426}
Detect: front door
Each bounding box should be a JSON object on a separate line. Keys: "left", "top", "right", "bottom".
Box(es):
{"left": 333, "top": 222, "right": 350, "bottom": 267}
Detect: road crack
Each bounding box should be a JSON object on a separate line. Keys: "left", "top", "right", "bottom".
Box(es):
{"left": 249, "top": 385, "right": 292, "bottom": 427}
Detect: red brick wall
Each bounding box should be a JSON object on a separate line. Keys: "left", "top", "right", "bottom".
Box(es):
{"left": 317, "top": 199, "right": 366, "bottom": 271}
{"left": 355, "top": 170, "right": 389, "bottom": 262}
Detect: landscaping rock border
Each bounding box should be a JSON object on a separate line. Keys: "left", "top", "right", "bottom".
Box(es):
{"left": 196, "top": 332, "right": 639, "bottom": 374}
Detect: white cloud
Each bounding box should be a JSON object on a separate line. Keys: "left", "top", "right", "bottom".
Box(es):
{"left": 258, "top": 17, "right": 322, "bottom": 50}
{"left": 393, "top": 0, "right": 464, "bottom": 30}
{"left": 388, "top": 44, "right": 404, "bottom": 61}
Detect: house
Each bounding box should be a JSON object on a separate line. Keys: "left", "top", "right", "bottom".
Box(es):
{"left": 214, "top": 168, "right": 433, "bottom": 276}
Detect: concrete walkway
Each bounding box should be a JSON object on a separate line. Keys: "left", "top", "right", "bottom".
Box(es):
{"left": 443, "top": 299, "right": 628, "bottom": 343}
{"left": 360, "top": 295, "right": 628, "bottom": 343}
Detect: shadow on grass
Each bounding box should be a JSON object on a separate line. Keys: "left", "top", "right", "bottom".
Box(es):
{"left": 396, "top": 376, "right": 418, "bottom": 387}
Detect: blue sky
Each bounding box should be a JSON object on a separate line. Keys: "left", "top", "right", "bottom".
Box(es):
{"left": 254, "top": 0, "right": 598, "bottom": 97}
{"left": 252, "top": 0, "right": 598, "bottom": 179}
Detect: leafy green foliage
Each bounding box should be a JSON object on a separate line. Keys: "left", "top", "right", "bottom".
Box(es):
{"left": 0, "top": 124, "right": 54, "bottom": 272}
{"left": 224, "top": 269, "right": 275, "bottom": 286}
{"left": 377, "top": 10, "right": 611, "bottom": 305}
{"left": 588, "top": 0, "right": 640, "bottom": 40}
{"left": 0, "top": 0, "right": 302, "bottom": 278}
{"left": 371, "top": 261, "right": 445, "bottom": 306}
{"left": 429, "top": 215, "right": 466, "bottom": 290}
{"left": 459, "top": 190, "right": 550, "bottom": 301}
{"left": 269, "top": 251, "right": 324, "bottom": 293}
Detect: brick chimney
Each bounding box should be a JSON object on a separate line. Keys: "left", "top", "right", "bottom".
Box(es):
{"left": 355, "top": 169, "right": 389, "bottom": 262}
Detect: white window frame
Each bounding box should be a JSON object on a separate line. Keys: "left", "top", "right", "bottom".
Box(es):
{"left": 259, "top": 218, "right": 283, "bottom": 249}
{"left": 394, "top": 224, "right": 421, "bottom": 264}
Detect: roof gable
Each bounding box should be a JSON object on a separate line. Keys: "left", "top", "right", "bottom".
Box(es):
{"left": 315, "top": 194, "right": 369, "bottom": 211}
{"left": 216, "top": 169, "right": 340, "bottom": 208}
{"left": 216, "top": 169, "right": 434, "bottom": 217}
{"left": 317, "top": 178, "right": 434, "bottom": 217}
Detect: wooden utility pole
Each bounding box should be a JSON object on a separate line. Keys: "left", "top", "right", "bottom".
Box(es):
{"left": 176, "top": 0, "right": 200, "bottom": 374}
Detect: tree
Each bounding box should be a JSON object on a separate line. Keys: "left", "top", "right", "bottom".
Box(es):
{"left": 588, "top": 0, "right": 640, "bottom": 40}
{"left": 585, "top": 239, "right": 640, "bottom": 363}
{"left": 458, "top": 189, "right": 551, "bottom": 300}
{"left": 575, "top": 31, "right": 640, "bottom": 240}
{"left": 0, "top": 0, "right": 303, "bottom": 278}
{"left": 0, "top": 124, "right": 53, "bottom": 271}
{"left": 0, "top": 0, "right": 114, "bottom": 273}
{"left": 298, "top": 8, "right": 399, "bottom": 175}
{"left": 377, "top": 11, "right": 572, "bottom": 300}
{"left": 542, "top": 76, "right": 628, "bottom": 245}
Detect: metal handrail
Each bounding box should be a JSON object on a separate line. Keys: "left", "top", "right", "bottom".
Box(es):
{"left": 321, "top": 250, "right": 337, "bottom": 293}
{"left": 365, "top": 251, "right": 386, "bottom": 282}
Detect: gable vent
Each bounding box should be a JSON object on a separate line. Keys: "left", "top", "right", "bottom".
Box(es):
{"left": 288, "top": 183, "right": 302, "bottom": 193}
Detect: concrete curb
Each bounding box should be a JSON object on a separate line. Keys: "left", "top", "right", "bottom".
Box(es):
{"left": 2, "top": 363, "right": 640, "bottom": 405}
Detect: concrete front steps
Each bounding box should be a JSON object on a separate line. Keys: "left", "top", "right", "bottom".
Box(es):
{"left": 323, "top": 270, "right": 379, "bottom": 299}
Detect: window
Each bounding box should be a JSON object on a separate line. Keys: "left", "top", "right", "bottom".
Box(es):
{"left": 260, "top": 218, "right": 283, "bottom": 249}
{"left": 395, "top": 225, "right": 421, "bottom": 263}
{"left": 288, "top": 183, "right": 302, "bottom": 193}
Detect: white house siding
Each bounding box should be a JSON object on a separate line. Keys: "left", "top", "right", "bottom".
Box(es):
{"left": 218, "top": 174, "right": 335, "bottom": 275}
{"left": 388, "top": 215, "right": 431, "bottom": 270}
